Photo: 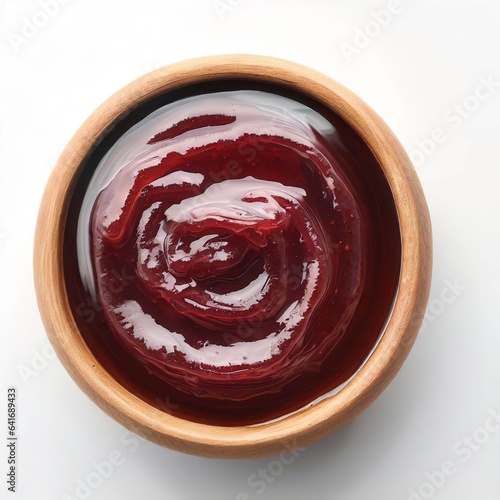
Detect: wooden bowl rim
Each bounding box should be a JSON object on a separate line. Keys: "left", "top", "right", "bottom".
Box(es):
{"left": 33, "top": 54, "right": 432, "bottom": 458}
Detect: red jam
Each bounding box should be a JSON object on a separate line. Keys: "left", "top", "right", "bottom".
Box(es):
{"left": 64, "top": 86, "right": 401, "bottom": 425}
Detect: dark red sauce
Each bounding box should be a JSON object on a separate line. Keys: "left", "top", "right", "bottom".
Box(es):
{"left": 64, "top": 86, "right": 401, "bottom": 425}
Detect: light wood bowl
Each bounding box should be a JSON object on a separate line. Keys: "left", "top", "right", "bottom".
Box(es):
{"left": 33, "top": 55, "right": 432, "bottom": 458}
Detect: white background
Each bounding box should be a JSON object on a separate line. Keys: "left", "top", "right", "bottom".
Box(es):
{"left": 1, "top": 1, "right": 499, "bottom": 499}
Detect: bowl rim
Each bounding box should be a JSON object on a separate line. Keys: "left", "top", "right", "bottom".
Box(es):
{"left": 33, "top": 54, "right": 432, "bottom": 458}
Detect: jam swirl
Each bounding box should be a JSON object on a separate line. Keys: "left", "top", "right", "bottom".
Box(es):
{"left": 68, "top": 89, "right": 401, "bottom": 422}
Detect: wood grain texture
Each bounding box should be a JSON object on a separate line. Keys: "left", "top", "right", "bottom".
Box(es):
{"left": 33, "top": 55, "right": 432, "bottom": 458}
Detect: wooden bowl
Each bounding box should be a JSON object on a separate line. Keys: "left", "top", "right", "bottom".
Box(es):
{"left": 33, "top": 55, "right": 432, "bottom": 458}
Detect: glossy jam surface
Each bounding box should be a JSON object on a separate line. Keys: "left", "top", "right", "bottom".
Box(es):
{"left": 65, "top": 87, "right": 401, "bottom": 425}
